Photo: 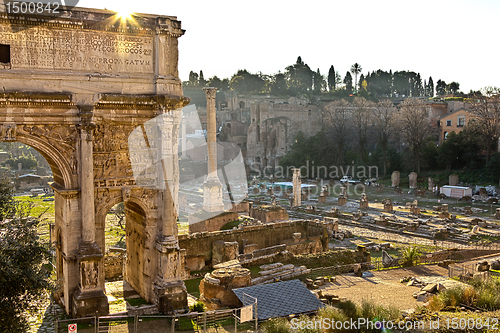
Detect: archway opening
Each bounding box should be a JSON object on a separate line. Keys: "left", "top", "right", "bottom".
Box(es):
{"left": 100, "top": 200, "right": 149, "bottom": 314}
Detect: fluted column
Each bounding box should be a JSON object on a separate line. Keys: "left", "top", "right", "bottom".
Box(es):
{"left": 204, "top": 87, "right": 218, "bottom": 179}
{"left": 79, "top": 124, "right": 96, "bottom": 243}
{"left": 202, "top": 87, "right": 224, "bottom": 212}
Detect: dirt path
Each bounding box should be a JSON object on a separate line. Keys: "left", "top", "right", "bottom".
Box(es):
{"left": 318, "top": 265, "right": 465, "bottom": 311}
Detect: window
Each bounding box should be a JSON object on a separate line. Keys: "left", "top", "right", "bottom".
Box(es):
{"left": 446, "top": 120, "right": 452, "bottom": 127}
{"left": 444, "top": 131, "right": 448, "bottom": 139}
{"left": 0, "top": 44, "right": 10, "bottom": 64}
{"left": 457, "top": 115, "right": 465, "bottom": 127}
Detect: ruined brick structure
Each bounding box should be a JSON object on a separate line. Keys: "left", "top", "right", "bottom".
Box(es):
{"left": 0, "top": 7, "right": 188, "bottom": 317}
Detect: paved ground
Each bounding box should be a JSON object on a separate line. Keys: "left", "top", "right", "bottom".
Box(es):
{"left": 317, "top": 264, "right": 465, "bottom": 312}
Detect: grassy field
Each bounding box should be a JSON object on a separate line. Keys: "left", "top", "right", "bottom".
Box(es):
{"left": 15, "top": 195, "right": 55, "bottom": 242}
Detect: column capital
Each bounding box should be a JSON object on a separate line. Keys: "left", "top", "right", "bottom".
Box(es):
{"left": 203, "top": 86, "right": 217, "bottom": 99}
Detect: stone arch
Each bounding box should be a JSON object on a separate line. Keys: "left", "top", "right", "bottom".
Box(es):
{"left": 15, "top": 133, "right": 75, "bottom": 189}
{"left": 94, "top": 190, "right": 153, "bottom": 302}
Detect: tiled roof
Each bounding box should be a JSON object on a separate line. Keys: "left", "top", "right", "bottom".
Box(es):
{"left": 232, "top": 279, "right": 324, "bottom": 321}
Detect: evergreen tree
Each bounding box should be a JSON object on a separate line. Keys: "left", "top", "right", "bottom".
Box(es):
{"left": 358, "top": 74, "right": 365, "bottom": 91}
{"left": 313, "top": 68, "right": 324, "bottom": 93}
{"left": 436, "top": 79, "right": 447, "bottom": 96}
{"left": 188, "top": 71, "right": 198, "bottom": 86}
{"left": 0, "top": 173, "right": 53, "bottom": 332}
{"left": 327, "top": 65, "right": 336, "bottom": 91}
{"left": 427, "top": 77, "right": 434, "bottom": 97}
{"left": 199, "top": 70, "right": 207, "bottom": 87}
{"left": 344, "top": 71, "right": 353, "bottom": 94}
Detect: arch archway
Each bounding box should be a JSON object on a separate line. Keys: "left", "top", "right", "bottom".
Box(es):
{"left": 15, "top": 132, "right": 76, "bottom": 190}
{"left": 94, "top": 191, "right": 154, "bottom": 305}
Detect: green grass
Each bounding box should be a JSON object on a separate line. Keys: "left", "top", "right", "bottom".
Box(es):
{"left": 15, "top": 195, "right": 55, "bottom": 242}
{"left": 125, "top": 297, "right": 149, "bottom": 307}
{"left": 184, "top": 277, "right": 203, "bottom": 298}
{"left": 220, "top": 219, "right": 242, "bottom": 230}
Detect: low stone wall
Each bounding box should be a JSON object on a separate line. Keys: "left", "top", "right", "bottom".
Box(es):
{"left": 427, "top": 248, "right": 500, "bottom": 263}
{"left": 249, "top": 205, "right": 289, "bottom": 223}
{"left": 188, "top": 211, "right": 239, "bottom": 233}
{"left": 104, "top": 251, "right": 125, "bottom": 281}
{"left": 180, "top": 219, "right": 330, "bottom": 272}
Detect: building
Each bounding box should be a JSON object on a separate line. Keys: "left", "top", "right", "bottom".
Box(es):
{"left": 438, "top": 108, "right": 473, "bottom": 144}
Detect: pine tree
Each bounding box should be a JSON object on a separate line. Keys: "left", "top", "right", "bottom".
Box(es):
{"left": 344, "top": 72, "right": 353, "bottom": 94}
{"left": 428, "top": 77, "right": 434, "bottom": 97}
{"left": 327, "top": 65, "right": 336, "bottom": 91}
{"left": 199, "top": 70, "right": 207, "bottom": 87}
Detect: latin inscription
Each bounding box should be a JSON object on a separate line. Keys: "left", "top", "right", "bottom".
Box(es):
{"left": 0, "top": 25, "right": 153, "bottom": 74}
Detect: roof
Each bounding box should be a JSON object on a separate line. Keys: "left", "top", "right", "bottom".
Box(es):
{"left": 439, "top": 108, "right": 472, "bottom": 120}
{"left": 18, "top": 174, "right": 42, "bottom": 178}
{"left": 232, "top": 280, "right": 324, "bottom": 321}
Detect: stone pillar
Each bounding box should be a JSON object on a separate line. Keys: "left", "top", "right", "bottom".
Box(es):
{"left": 408, "top": 172, "right": 417, "bottom": 188}
{"left": 391, "top": 171, "right": 400, "bottom": 187}
{"left": 428, "top": 177, "right": 434, "bottom": 191}
{"left": 292, "top": 168, "right": 301, "bottom": 207}
{"left": 73, "top": 110, "right": 108, "bottom": 317}
{"left": 202, "top": 87, "right": 224, "bottom": 212}
{"left": 154, "top": 105, "right": 188, "bottom": 312}
{"left": 449, "top": 174, "right": 459, "bottom": 186}
{"left": 181, "top": 114, "right": 187, "bottom": 159}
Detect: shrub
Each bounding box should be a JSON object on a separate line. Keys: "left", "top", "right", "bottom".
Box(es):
{"left": 317, "top": 306, "right": 348, "bottom": 333}
{"left": 401, "top": 246, "right": 420, "bottom": 266}
{"left": 262, "top": 317, "right": 291, "bottom": 333}
{"left": 338, "top": 300, "right": 358, "bottom": 320}
{"left": 438, "top": 286, "right": 464, "bottom": 307}
{"left": 189, "top": 301, "right": 205, "bottom": 313}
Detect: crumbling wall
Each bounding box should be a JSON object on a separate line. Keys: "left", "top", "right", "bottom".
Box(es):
{"left": 180, "top": 220, "right": 329, "bottom": 272}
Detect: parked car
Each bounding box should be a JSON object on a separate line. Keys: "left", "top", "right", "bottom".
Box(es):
{"left": 340, "top": 176, "right": 360, "bottom": 184}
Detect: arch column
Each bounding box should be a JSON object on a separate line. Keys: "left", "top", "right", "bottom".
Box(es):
{"left": 72, "top": 106, "right": 109, "bottom": 317}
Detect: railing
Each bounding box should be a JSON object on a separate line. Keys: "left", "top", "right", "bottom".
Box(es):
{"left": 55, "top": 297, "right": 258, "bottom": 333}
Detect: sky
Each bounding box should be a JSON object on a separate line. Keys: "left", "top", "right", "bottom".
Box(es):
{"left": 78, "top": 0, "right": 499, "bottom": 93}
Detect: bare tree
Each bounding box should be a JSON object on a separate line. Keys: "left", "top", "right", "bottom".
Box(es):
{"left": 372, "top": 99, "right": 397, "bottom": 175}
{"left": 352, "top": 97, "right": 374, "bottom": 163}
{"left": 395, "top": 98, "right": 434, "bottom": 173}
{"left": 468, "top": 86, "right": 500, "bottom": 163}
{"left": 324, "top": 99, "right": 352, "bottom": 166}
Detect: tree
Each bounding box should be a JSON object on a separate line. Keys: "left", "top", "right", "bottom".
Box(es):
{"left": 285, "top": 58, "right": 314, "bottom": 94}
{"left": 436, "top": 79, "right": 446, "bottom": 96}
{"left": 352, "top": 97, "right": 373, "bottom": 162}
{"left": 395, "top": 98, "right": 435, "bottom": 173}
{"left": 468, "top": 87, "right": 500, "bottom": 162}
{"left": 313, "top": 68, "right": 324, "bottom": 93}
{"left": 343, "top": 72, "right": 353, "bottom": 94}
{"left": 327, "top": 65, "right": 336, "bottom": 91}
{"left": 350, "top": 63, "right": 362, "bottom": 92}
{"left": 372, "top": 99, "right": 397, "bottom": 175}
{"left": 188, "top": 71, "right": 198, "bottom": 86}
{"left": 323, "top": 99, "right": 352, "bottom": 165}
{"left": 208, "top": 76, "right": 222, "bottom": 90}
{"left": 448, "top": 81, "right": 460, "bottom": 95}
{"left": 427, "top": 76, "right": 434, "bottom": 97}
{"left": 0, "top": 173, "right": 52, "bottom": 332}
{"left": 198, "top": 70, "right": 207, "bottom": 87}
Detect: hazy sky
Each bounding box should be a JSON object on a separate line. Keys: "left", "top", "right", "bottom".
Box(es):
{"left": 79, "top": 0, "right": 499, "bottom": 93}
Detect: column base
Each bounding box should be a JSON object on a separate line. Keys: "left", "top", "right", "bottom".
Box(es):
{"left": 72, "top": 286, "right": 109, "bottom": 318}
{"left": 154, "top": 278, "right": 188, "bottom": 313}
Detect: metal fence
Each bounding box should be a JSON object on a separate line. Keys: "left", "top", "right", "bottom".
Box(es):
{"left": 55, "top": 301, "right": 257, "bottom": 333}
{"left": 305, "top": 247, "right": 500, "bottom": 281}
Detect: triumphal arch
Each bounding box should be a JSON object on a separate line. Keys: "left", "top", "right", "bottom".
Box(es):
{"left": 0, "top": 6, "right": 189, "bottom": 317}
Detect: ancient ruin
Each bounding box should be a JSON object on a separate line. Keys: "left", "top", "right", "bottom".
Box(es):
{"left": 0, "top": 8, "right": 189, "bottom": 317}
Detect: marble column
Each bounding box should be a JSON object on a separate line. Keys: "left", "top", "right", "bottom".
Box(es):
{"left": 202, "top": 87, "right": 224, "bottom": 212}
{"left": 292, "top": 168, "right": 301, "bottom": 207}
{"left": 72, "top": 109, "right": 108, "bottom": 317}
